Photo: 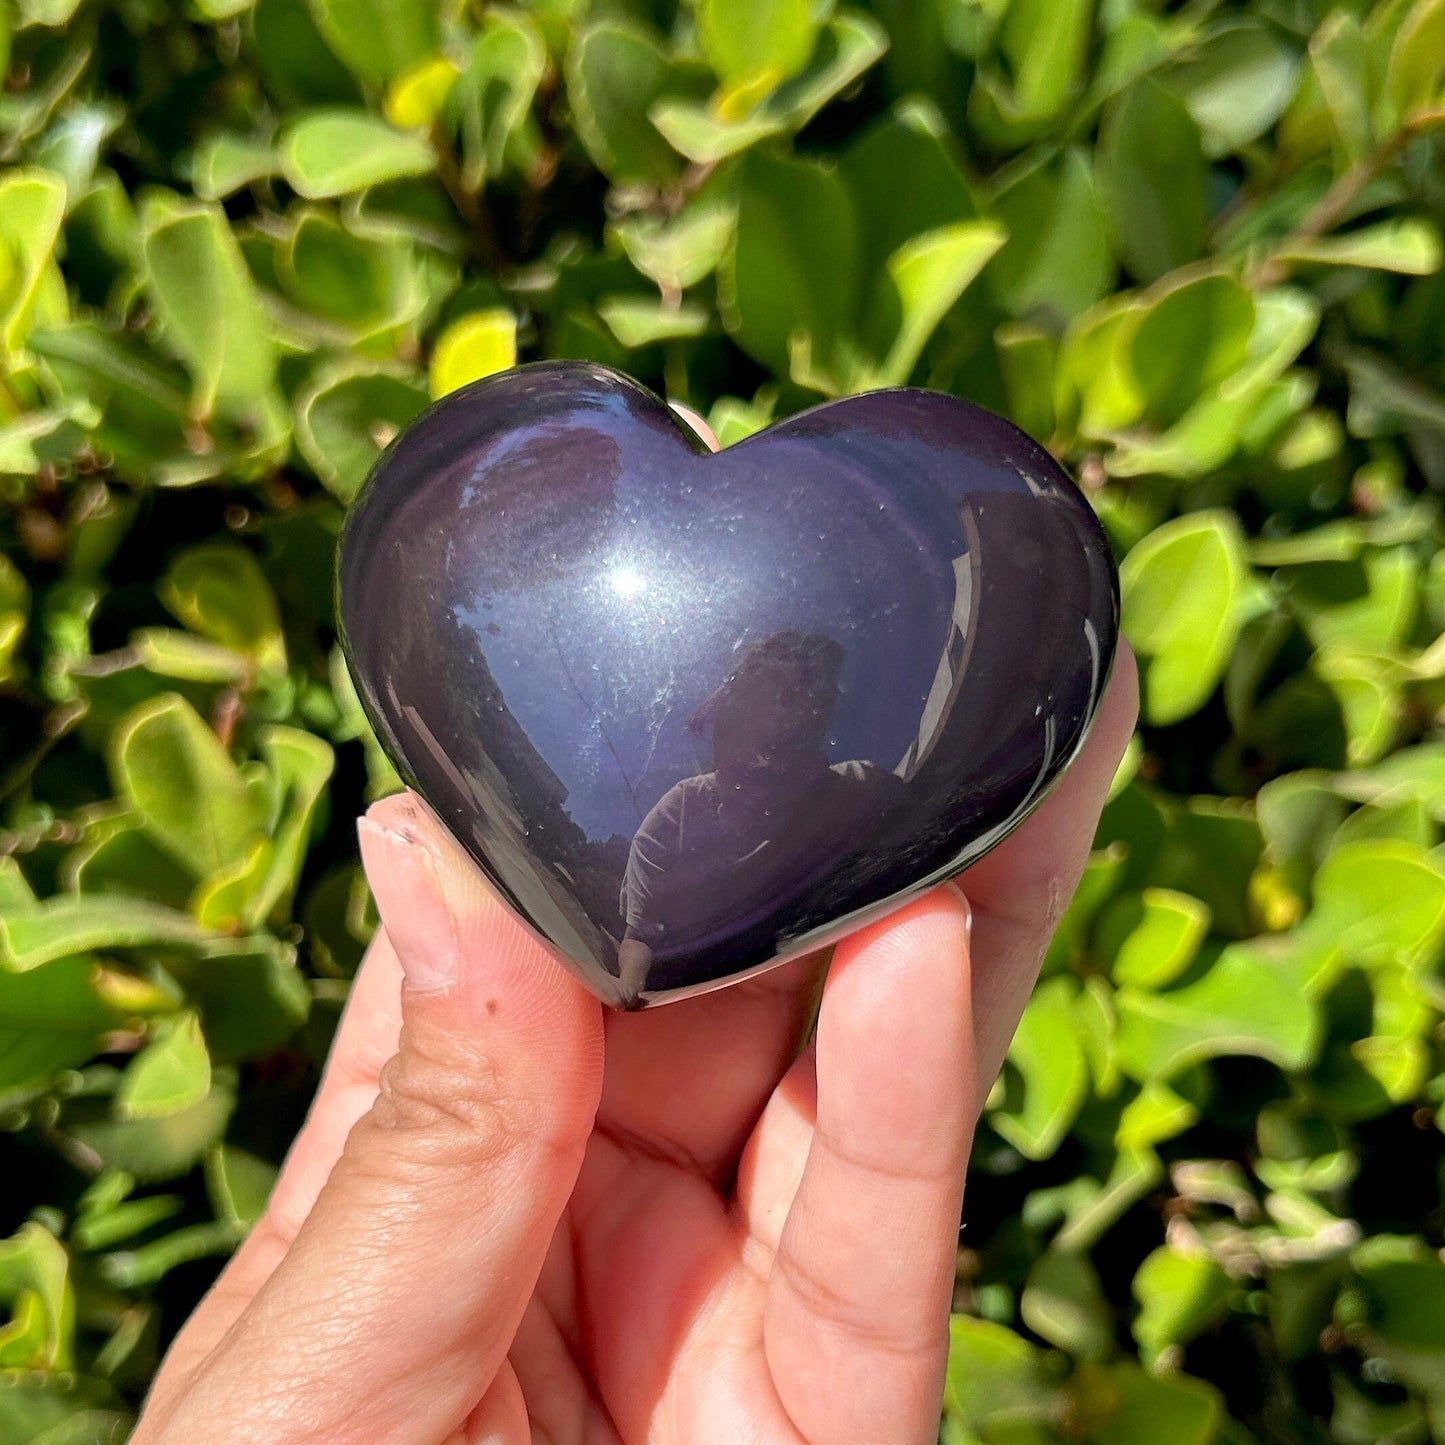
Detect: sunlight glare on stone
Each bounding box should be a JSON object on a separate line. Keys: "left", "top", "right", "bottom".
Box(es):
{"left": 607, "top": 565, "right": 647, "bottom": 599}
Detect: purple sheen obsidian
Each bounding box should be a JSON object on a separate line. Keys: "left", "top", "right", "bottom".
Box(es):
{"left": 337, "top": 361, "right": 1119, "bottom": 1009}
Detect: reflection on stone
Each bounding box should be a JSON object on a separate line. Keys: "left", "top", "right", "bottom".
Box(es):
{"left": 617, "top": 631, "right": 905, "bottom": 1001}
{"left": 338, "top": 361, "right": 1119, "bottom": 1008}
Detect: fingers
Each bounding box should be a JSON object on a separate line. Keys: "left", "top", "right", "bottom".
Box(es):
{"left": 955, "top": 645, "right": 1139, "bottom": 1088}
{"left": 761, "top": 886, "right": 975, "bottom": 1445}
{"left": 142, "top": 793, "right": 603, "bottom": 1445}
{"left": 143, "top": 929, "right": 408, "bottom": 1414}
{"left": 596, "top": 952, "right": 824, "bottom": 1179}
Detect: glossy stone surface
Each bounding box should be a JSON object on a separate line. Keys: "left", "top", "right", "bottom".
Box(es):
{"left": 338, "top": 362, "right": 1119, "bottom": 1008}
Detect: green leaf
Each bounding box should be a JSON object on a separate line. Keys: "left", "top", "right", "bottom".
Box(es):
{"left": 67, "top": 814, "right": 196, "bottom": 910}
{"left": 1341, "top": 346, "right": 1445, "bottom": 439}
{"left": 384, "top": 55, "right": 459, "bottom": 131}
{"left": 1257, "top": 770, "right": 1348, "bottom": 891}
{"left": 1334, "top": 742, "right": 1445, "bottom": 820}
{"left": 993, "top": 978, "right": 1090, "bottom": 1160}
{"left": 166, "top": 936, "right": 303, "bottom": 1066}
{"left": 117, "top": 1013, "right": 210, "bottom": 1120}
{"left": 1385, "top": 0, "right": 1445, "bottom": 118}
{"left": 1008, "top": 0, "right": 1093, "bottom": 119}
{"left": 0, "top": 167, "right": 66, "bottom": 355}
{"left": 1116, "top": 1079, "right": 1198, "bottom": 1150}
{"left": 1131, "top": 1246, "right": 1232, "bottom": 1364}
{"left": 137, "top": 194, "right": 276, "bottom": 415}
{"left": 1120, "top": 510, "right": 1249, "bottom": 726}
{"left": 1168, "top": 21, "right": 1301, "bottom": 158}
{"left": 840, "top": 99, "right": 979, "bottom": 284}
{"left": 1150, "top": 799, "right": 1263, "bottom": 941}
{"left": 1353, "top": 1234, "right": 1445, "bottom": 1353}
{"left": 65, "top": 1075, "right": 236, "bottom": 1182}
{"left": 988, "top": 148, "right": 1115, "bottom": 323}
{"left": 451, "top": 15, "right": 546, "bottom": 189}
{"left": 996, "top": 322, "right": 1059, "bottom": 443}
{"left": 191, "top": 131, "right": 276, "bottom": 200}
{"left": 277, "top": 211, "right": 395, "bottom": 327}
{"left": 27, "top": 322, "right": 195, "bottom": 482}
{"left": 307, "top": 0, "right": 440, "bottom": 85}
{"left": 1115, "top": 938, "right": 1320, "bottom": 1080}
{"left": 650, "top": 15, "right": 887, "bottom": 166}
{"left": 1311, "top": 11, "right": 1376, "bottom": 164}
{"left": 1070, "top": 1361, "right": 1221, "bottom": 1445}
{"left": 0, "top": 895, "right": 209, "bottom": 972}
{"left": 110, "top": 694, "right": 266, "bottom": 882}
{"left": 253, "top": 0, "right": 363, "bottom": 107}
{"left": 245, "top": 726, "right": 334, "bottom": 927}
{"left": 0, "top": 553, "right": 29, "bottom": 686}
{"left": 1308, "top": 839, "right": 1445, "bottom": 966}
{"left": 596, "top": 296, "right": 710, "bottom": 348}
{"left": 862, "top": 220, "right": 1005, "bottom": 387}
{"left": 1055, "top": 1146, "right": 1166, "bottom": 1253}
{"left": 206, "top": 1145, "right": 277, "bottom": 1229}
{"left": 1098, "top": 77, "right": 1207, "bottom": 284}
{"left": 1095, "top": 887, "right": 1211, "bottom": 988}
{"left": 1045, "top": 844, "right": 1127, "bottom": 973}
{"left": 0, "top": 1223, "right": 73, "bottom": 1371}
{"left": 72, "top": 1187, "right": 183, "bottom": 1251}
{"left": 0, "top": 957, "right": 125, "bottom": 1095}
{"left": 1314, "top": 648, "right": 1401, "bottom": 766}
{"left": 1130, "top": 273, "right": 1255, "bottom": 428}
{"left": 0, "top": 1379, "right": 125, "bottom": 1444}
{"left": 0, "top": 860, "right": 36, "bottom": 914}
{"left": 429, "top": 308, "right": 517, "bottom": 398}
{"left": 566, "top": 22, "right": 685, "bottom": 185}
{"left": 295, "top": 362, "right": 428, "bottom": 502}
{"left": 278, "top": 109, "right": 435, "bottom": 198}
{"left": 612, "top": 179, "right": 736, "bottom": 294}
{"left": 192, "top": 837, "right": 273, "bottom": 934}
{"left": 159, "top": 543, "right": 286, "bottom": 675}
{"left": 1275, "top": 218, "right": 1443, "bottom": 275}
{"left": 1058, "top": 294, "right": 1148, "bottom": 437}
{"left": 720, "top": 149, "right": 859, "bottom": 387}
{"left": 1280, "top": 547, "right": 1418, "bottom": 652}
{"left": 944, "top": 1317, "right": 1062, "bottom": 1434}
{"left": 1022, "top": 1248, "right": 1114, "bottom": 1362}
{"left": 697, "top": 0, "right": 819, "bottom": 89}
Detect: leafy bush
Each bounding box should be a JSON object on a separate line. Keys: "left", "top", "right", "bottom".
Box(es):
{"left": 1, "top": 0, "right": 1444, "bottom": 1439}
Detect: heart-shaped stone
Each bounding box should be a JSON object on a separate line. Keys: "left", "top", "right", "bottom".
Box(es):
{"left": 338, "top": 362, "right": 1119, "bottom": 1008}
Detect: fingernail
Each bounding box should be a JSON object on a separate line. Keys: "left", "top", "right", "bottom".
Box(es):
{"left": 357, "top": 817, "right": 460, "bottom": 993}
{"left": 947, "top": 879, "right": 974, "bottom": 945}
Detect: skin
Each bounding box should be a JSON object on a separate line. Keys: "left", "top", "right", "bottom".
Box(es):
{"left": 132, "top": 410, "right": 1138, "bottom": 1443}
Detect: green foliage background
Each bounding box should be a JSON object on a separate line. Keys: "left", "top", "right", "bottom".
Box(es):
{"left": 1, "top": 0, "right": 1444, "bottom": 1438}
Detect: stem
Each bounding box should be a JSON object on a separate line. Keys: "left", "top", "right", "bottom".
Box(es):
{"left": 429, "top": 126, "right": 509, "bottom": 273}
{"left": 1250, "top": 105, "right": 1445, "bottom": 287}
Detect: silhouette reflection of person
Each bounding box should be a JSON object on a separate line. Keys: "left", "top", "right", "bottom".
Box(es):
{"left": 617, "top": 631, "right": 905, "bottom": 1002}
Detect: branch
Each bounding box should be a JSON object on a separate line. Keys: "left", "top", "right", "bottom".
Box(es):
{"left": 1250, "top": 105, "right": 1445, "bottom": 287}
{"left": 429, "top": 127, "right": 510, "bottom": 274}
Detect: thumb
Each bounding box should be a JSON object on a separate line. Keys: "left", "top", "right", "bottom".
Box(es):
{"left": 164, "top": 793, "right": 604, "bottom": 1445}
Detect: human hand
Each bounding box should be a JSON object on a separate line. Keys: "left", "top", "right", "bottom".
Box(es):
{"left": 131, "top": 643, "right": 1135, "bottom": 1445}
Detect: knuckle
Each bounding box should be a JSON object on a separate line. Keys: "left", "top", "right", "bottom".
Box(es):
{"left": 366, "top": 1029, "right": 530, "bottom": 1173}
{"left": 776, "top": 1245, "right": 947, "bottom": 1360}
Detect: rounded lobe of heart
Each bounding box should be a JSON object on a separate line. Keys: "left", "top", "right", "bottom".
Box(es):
{"left": 338, "top": 362, "right": 1119, "bottom": 1008}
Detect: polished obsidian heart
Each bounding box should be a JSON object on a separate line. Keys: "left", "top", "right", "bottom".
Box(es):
{"left": 338, "top": 362, "right": 1119, "bottom": 1008}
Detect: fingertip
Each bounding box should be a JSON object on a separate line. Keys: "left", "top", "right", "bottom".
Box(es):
{"left": 832, "top": 883, "right": 973, "bottom": 985}
{"left": 358, "top": 792, "right": 601, "bottom": 1051}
